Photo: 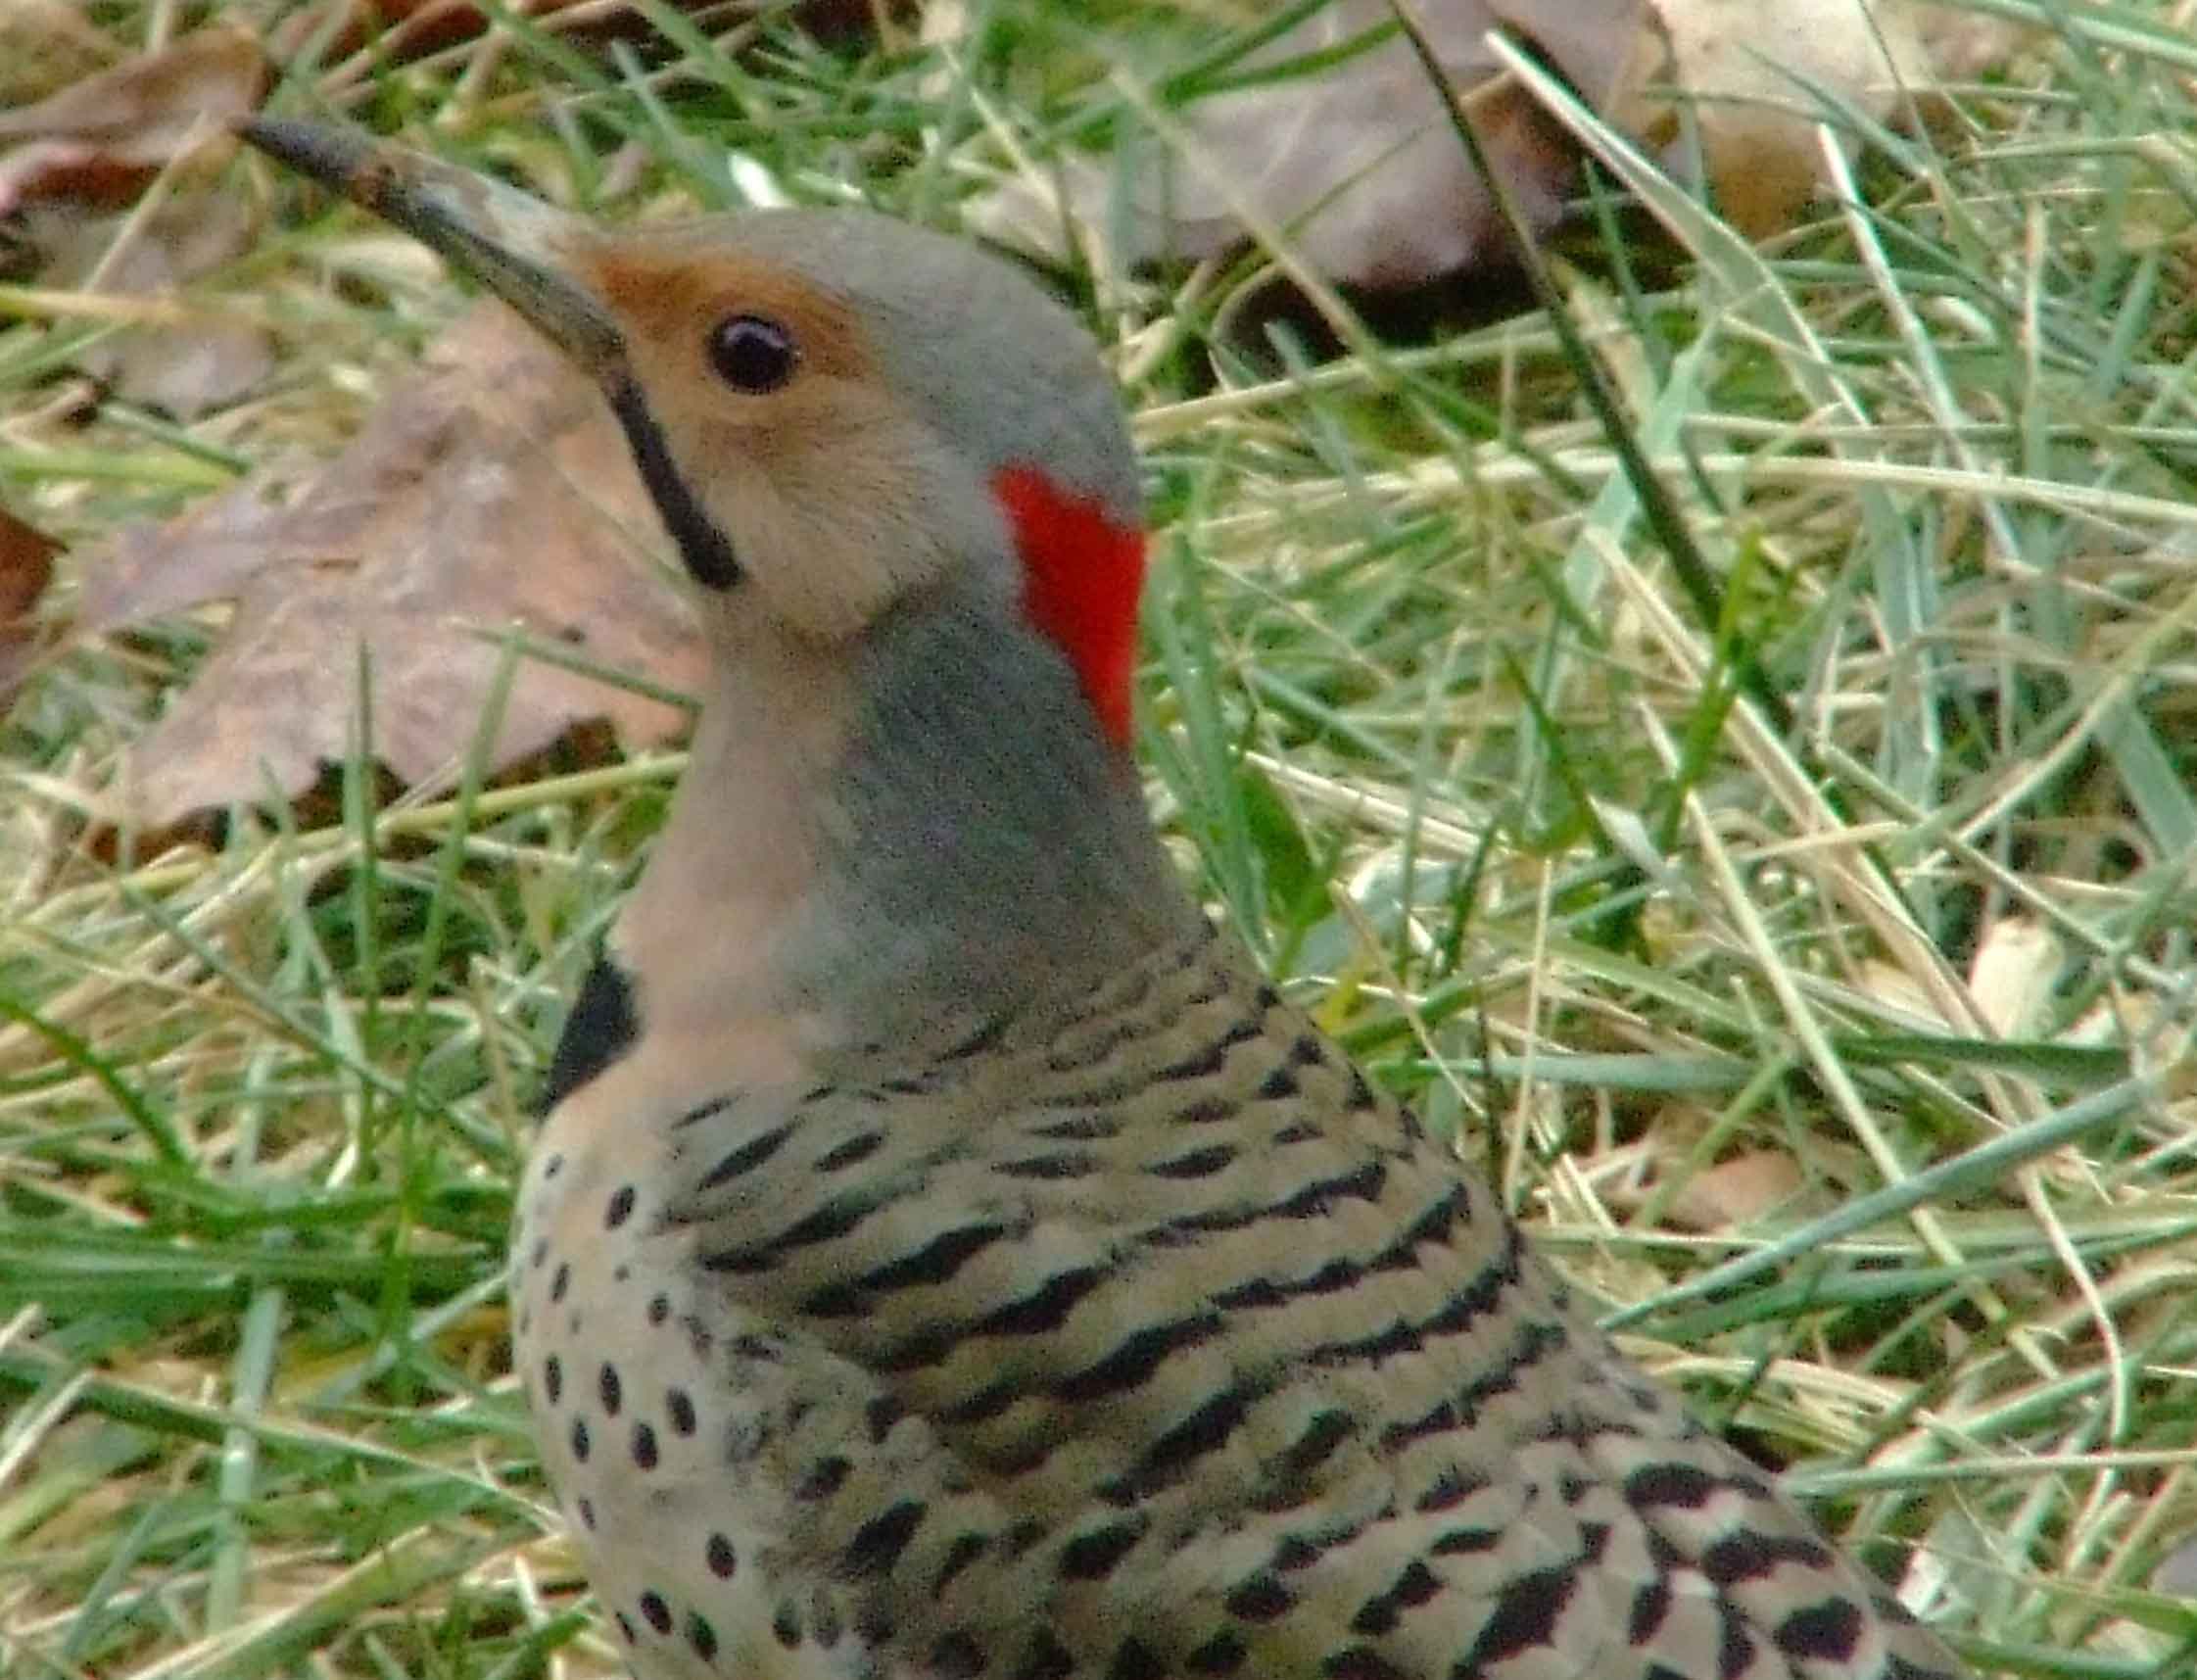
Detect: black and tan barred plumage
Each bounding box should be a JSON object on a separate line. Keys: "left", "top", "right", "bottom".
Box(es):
{"left": 515, "top": 922, "right": 1963, "bottom": 1680}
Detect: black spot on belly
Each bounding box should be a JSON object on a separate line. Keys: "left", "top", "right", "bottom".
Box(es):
{"left": 1186, "top": 1630, "right": 1248, "bottom": 1674}
{"left": 1015, "top": 1630, "right": 1074, "bottom": 1680}
{"left": 539, "top": 956, "right": 639, "bottom": 1112}
{"left": 772, "top": 1600, "right": 803, "bottom": 1648}
{"left": 1110, "top": 1638, "right": 1164, "bottom": 1680}
{"left": 931, "top": 1631, "right": 985, "bottom": 1676}
{"left": 688, "top": 1611, "right": 719, "bottom": 1661}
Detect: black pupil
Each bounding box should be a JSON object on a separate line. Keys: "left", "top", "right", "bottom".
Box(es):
{"left": 709, "top": 314, "right": 796, "bottom": 393}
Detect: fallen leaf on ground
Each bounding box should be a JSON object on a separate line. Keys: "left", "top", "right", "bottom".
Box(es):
{"left": 28, "top": 191, "right": 273, "bottom": 417}
{"left": 1895, "top": 0, "right": 2040, "bottom": 84}
{"left": 970, "top": 0, "right": 2031, "bottom": 290}
{"left": 1660, "top": 1149, "right": 1807, "bottom": 1231}
{"left": 0, "top": 21, "right": 273, "bottom": 414}
{"left": 0, "top": 24, "right": 264, "bottom": 214}
{"left": 270, "top": 0, "right": 895, "bottom": 84}
{"left": 968, "top": 0, "right": 1650, "bottom": 289}
{"left": 1632, "top": 0, "right": 2033, "bottom": 234}
{"left": 0, "top": 503, "right": 59, "bottom": 698}
{"left": 67, "top": 303, "right": 707, "bottom": 829}
{"left": 0, "top": 0, "right": 116, "bottom": 109}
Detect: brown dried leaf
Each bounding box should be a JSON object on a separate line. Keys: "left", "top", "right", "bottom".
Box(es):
{"left": 967, "top": 0, "right": 1650, "bottom": 289}
{"left": 30, "top": 191, "right": 272, "bottom": 417}
{"left": 0, "top": 0, "right": 117, "bottom": 110}
{"left": 72, "top": 304, "right": 708, "bottom": 828}
{"left": 0, "top": 25, "right": 265, "bottom": 214}
{"left": 976, "top": 0, "right": 2030, "bottom": 290}
{"left": 1639, "top": 0, "right": 2031, "bottom": 234}
{"left": 0, "top": 501, "right": 60, "bottom": 699}
{"left": 1633, "top": 0, "right": 1926, "bottom": 234}
{"left": 1662, "top": 1150, "right": 1807, "bottom": 1232}
{"left": 1894, "top": 0, "right": 2041, "bottom": 84}
{"left": 267, "top": 0, "right": 499, "bottom": 68}
{"left": 272, "top": 0, "right": 894, "bottom": 85}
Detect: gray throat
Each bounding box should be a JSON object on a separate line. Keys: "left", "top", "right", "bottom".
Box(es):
{"left": 796, "top": 591, "right": 1197, "bottom": 1046}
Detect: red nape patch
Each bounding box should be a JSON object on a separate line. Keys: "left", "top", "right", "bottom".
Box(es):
{"left": 991, "top": 465, "right": 1146, "bottom": 749}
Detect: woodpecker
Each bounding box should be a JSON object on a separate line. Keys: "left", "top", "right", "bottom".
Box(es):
{"left": 244, "top": 119, "right": 1969, "bottom": 1680}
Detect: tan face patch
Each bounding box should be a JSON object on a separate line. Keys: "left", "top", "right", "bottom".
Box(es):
{"left": 577, "top": 246, "right": 874, "bottom": 390}
{"left": 571, "top": 241, "right": 1007, "bottom": 642}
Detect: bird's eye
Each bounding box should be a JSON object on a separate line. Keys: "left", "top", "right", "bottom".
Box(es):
{"left": 707, "top": 313, "right": 798, "bottom": 394}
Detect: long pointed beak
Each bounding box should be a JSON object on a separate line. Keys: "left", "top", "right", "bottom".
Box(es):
{"left": 245, "top": 118, "right": 744, "bottom": 591}
{"left": 241, "top": 118, "right": 627, "bottom": 383}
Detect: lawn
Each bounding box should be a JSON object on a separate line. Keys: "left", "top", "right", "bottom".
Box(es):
{"left": 3, "top": 3, "right": 2196, "bottom": 1676}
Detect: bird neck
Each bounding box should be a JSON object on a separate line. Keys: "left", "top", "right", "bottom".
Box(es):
{"left": 611, "top": 585, "right": 1199, "bottom": 1070}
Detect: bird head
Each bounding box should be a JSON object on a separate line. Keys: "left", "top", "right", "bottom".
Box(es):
{"left": 244, "top": 120, "right": 1190, "bottom": 1039}
{"left": 242, "top": 120, "right": 1147, "bottom": 751}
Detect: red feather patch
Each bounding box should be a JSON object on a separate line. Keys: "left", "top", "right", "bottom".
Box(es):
{"left": 991, "top": 465, "right": 1145, "bottom": 749}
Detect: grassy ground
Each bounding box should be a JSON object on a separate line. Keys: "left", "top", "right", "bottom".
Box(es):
{"left": 5, "top": 2, "right": 2197, "bottom": 1676}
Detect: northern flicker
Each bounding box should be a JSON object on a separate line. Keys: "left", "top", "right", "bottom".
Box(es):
{"left": 245, "top": 119, "right": 1970, "bottom": 1680}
